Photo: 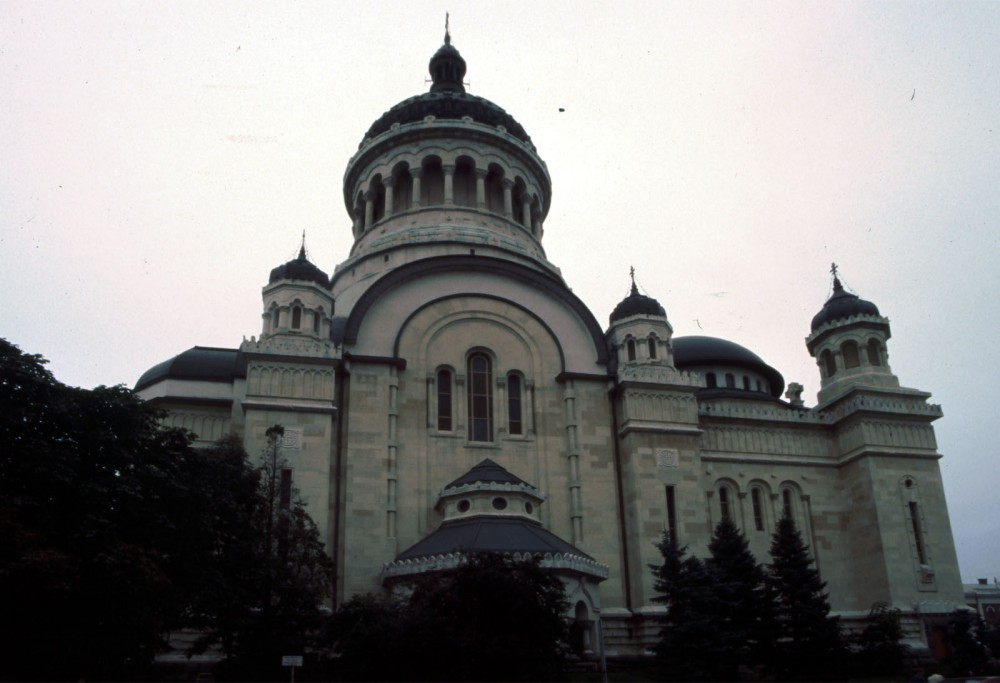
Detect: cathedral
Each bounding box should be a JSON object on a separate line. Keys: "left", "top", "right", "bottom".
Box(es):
{"left": 135, "top": 32, "right": 965, "bottom": 657}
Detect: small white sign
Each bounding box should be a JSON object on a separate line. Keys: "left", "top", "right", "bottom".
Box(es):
{"left": 282, "top": 655, "right": 303, "bottom": 667}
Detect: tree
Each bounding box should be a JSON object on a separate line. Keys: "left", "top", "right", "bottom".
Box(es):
{"left": 0, "top": 338, "right": 195, "bottom": 679}
{"left": 328, "top": 553, "right": 570, "bottom": 681}
{"left": 767, "top": 515, "right": 844, "bottom": 681}
{"left": 706, "top": 517, "right": 774, "bottom": 680}
{"left": 652, "top": 533, "right": 730, "bottom": 681}
{"left": 0, "top": 339, "right": 334, "bottom": 681}
{"left": 942, "top": 609, "right": 991, "bottom": 677}
{"left": 209, "top": 426, "right": 334, "bottom": 681}
{"left": 854, "top": 601, "right": 907, "bottom": 677}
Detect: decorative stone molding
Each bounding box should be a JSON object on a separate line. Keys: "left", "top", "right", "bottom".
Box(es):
{"left": 617, "top": 364, "right": 701, "bottom": 386}
{"left": 241, "top": 335, "right": 339, "bottom": 359}
{"left": 381, "top": 550, "right": 609, "bottom": 581}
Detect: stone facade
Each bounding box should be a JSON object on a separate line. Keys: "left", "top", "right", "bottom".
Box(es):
{"left": 135, "top": 34, "right": 965, "bottom": 658}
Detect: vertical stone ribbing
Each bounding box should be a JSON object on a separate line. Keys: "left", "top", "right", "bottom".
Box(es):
{"left": 564, "top": 381, "right": 583, "bottom": 543}
{"left": 386, "top": 366, "right": 399, "bottom": 538}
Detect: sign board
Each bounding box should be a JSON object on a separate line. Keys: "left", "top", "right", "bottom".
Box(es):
{"left": 282, "top": 656, "right": 303, "bottom": 667}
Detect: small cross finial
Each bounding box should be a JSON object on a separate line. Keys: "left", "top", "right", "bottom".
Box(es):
{"left": 830, "top": 262, "right": 839, "bottom": 278}
{"left": 298, "top": 230, "right": 307, "bottom": 260}
{"left": 628, "top": 266, "right": 639, "bottom": 295}
{"left": 445, "top": 12, "right": 450, "bottom": 44}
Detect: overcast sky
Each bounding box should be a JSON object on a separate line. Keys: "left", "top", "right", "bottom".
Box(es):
{"left": 2, "top": 1, "right": 998, "bottom": 583}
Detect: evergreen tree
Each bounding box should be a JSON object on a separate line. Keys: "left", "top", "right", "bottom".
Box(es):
{"left": 855, "top": 601, "right": 907, "bottom": 677}
{"left": 767, "top": 515, "right": 844, "bottom": 681}
{"left": 942, "top": 609, "right": 991, "bottom": 677}
{"left": 652, "top": 534, "right": 729, "bottom": 681}
{"left": 706, "top": 517, "right": 774, "bottom": 680}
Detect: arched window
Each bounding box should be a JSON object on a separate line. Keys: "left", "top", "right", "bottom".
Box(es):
{"left": 291, "top": 306, "right": 302, "bottom": 329}
{"left": 421, "top": 158, "right": 444, "bottom": 206}
{"left": 393, "top": 168, "right": 413, "bottom": 213}
{"left": 821, "top": 349, "right": 836, "bottom": 377}
{"left": 453, "top": 158, "right": 476, "bottom": 207}
{"left": 648, "top": 337, "right": 657, "bottom": 359}
{"left": 842, "top": 341, "right": 860, "bottom": 368}
{"left": 468, "top": 353, "right": 493, "bottom": 442}
{"left": 507, "top": 373, "right": 523, "bottom": 435}
{"left": 751, "top": 488, "right": 765, "bottom": 531}
{"left": 437, "top": 369, "right": 452, "bottom": 431}
{"left": 719, "top": 486, "right": 732, "bottom": 522}
{"left": 626, "top": 339, "right": 636, "bottom": 362}
{"left": 725, "top": 373, "right": 736, "bottom": 389}
{"left": 742, "top": 375, "right": 751, "bottom": 391}
{"left": 782, "top": 489, "right": 794, "bottom": 520}
{"left": 706, "top": 372, "right": 717, "bottom": 388}
{"left": 485, "top": 165, "right": 505, "bottom": 213}
{"left": 867, "top": 339, "right": 882, "bottom": 366}
{"left": 272, "top": 307, "right": 280, "bottom": 330}
{"left": 312, "top": 311, "right": 320, "bottom": 334}
{"left": 370, "top": 176, "right": 385, "bottom": 223}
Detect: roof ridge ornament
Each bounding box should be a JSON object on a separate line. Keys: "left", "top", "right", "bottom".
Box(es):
{"left": 429, "top": 16, "right": 467, "bottom": 93}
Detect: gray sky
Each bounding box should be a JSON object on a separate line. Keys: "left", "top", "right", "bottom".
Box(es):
{"left": 2, "top": 1, "right": 998, "bottom": 582}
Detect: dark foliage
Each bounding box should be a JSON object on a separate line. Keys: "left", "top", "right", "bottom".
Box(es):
{"left": 767, "top": 515, "right": 844, "bottom": 681}
{"left": 942, "top": 609, "right": 991, "bottom": 677}
{"left": 0, "top": 339, "right": 332, "bottom": 681}
{"left": 706, "top": 517, "right": 775, "bottom": 680}
{"left": 328, "top": 552, "right": 570, "bottom": 681}
{"left": 854, "top": 601, "right": 907, "bottom": 678}
{"left": 651, "top": 534, "right": 730, "bottom": 681}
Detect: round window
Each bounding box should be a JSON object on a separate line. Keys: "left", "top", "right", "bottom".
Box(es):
{"left": 492, "top": 497, "right": 508, "bottom": 511}
{"left": 457, "top": 499, "right": 470, "bottom": 513}
{"left": 525, "top": 502, "right": 534, "bottom": 514}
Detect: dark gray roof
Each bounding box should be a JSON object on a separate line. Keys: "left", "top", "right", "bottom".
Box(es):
{"left": 394, "top": 515, "right": 595, "bottom": 562}
{"left": 673, "top": 335, "right": 784, "bottom": 398}
{"left": 442, "top": 458, "right": 532, "bottom": 491}
{"left": 609, "top": 282, "right": 666, "bottom": 323}
{"left": 810, "top": 276, "right": 881, "bottom": 331}
{"left": 269, "top": 246, "right": 331, "bottom": 289}
{"left": 135, "top": 346, "right": 244, "bottom": 392}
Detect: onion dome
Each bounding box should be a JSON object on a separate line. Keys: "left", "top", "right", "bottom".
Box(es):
{"left": 135, "top": 346, "right": 244, "bottom": 392}
{"left": 810, "top": 274, "right": 880, "bottom": 331}
{"left": 609, "top": 280, "right": 666, "bottom": 324}
{"left": 268, "top": 245, "right": 331, "bottom": 289}
{"left": 362, "top": 35, "right": 532, "bottom": 146}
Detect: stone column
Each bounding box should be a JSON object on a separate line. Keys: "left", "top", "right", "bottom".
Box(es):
{"left": 364, "top": 189, "right": 375, "bottom": 229}
{"left": 443, "top": 164, "right": 455, "bottom": 205}
{"left": 520, "top": 192, "right": 532, "bottom": 229}
{"left": 496, "top": 377, "right": 508, "bottom": 436}
{"left": 410, "top": 168, "right": 423, "bottom": 208}
{"left": 502, "top": 178, "right": 514, "bottom": 220}
{"left": 382, "top": 176, "right": 395, "bottom": 218}
{"left": 475, "top": 168, "right": 488, "bottom": 209}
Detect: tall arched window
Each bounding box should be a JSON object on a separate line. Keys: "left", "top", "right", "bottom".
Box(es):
{"left": 842, "top": 341, "right": 860, "bottom": 368}
{"left": 648, "top": 337, "right": 657, "bottom": 359}
{"left": 453, "top": 158, "right": 476, "bottom": 207}
{"left": 751, "top": 488, "right": 764, "bottom": 531}
{"left": 821, "top": 349, "right": 836, "bottom": 377}
{"left": 719, "top": 486, "right": 731, "bottom": 522}
{"left": 437, "top": 369, "right": 453, "bottom": 431}
{"left": 782, "top": 489, "right": 794, "bottom": 520}
{"left": 468, "top": 354, "right": 493, "bottom": 442}
{"left": 725, "top": 373, "right": 736, "bottom": 389}
{"left": 312, "top": 311, "right": 320, "bottom": 335}
{"left": 706, "top": 372, "right": 717, "bottom": 388}
{"left": 271, "top": 307, "right": 280, "bottom": 331}
{"left": 507, "top": 373, "right": 523, "bottom": 435}
{"left": 291, "top": 306, "right": 302, "bottom": 329}
{"left": 867, "top": 339, "right": 882, "bottom": 366}
{"left": 626, "top": 339, "right": 636, "bottom": 362}
{"left": 421, "top": 158, "right": 444, "bottom": 205}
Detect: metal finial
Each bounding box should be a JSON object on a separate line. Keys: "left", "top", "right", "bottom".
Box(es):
{"left": 629, "top": 266, "right": 639, "bottom": 295}
{"left": 299, "top": 230, "right": 307, "bottom": 260}
{"left": 445, "top": 12, "right": 450, "bottom": 44}
{"left": 830, "top": 262, "right": 838, "bottom": 278}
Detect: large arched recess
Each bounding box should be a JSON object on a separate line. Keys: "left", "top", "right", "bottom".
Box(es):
{"left": 343, "top": 256, "right": 609, "bottom": 374}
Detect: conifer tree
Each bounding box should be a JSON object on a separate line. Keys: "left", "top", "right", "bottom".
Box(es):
{"left": 707, "top": 517, "right": 774, "bottom": 680}
{"left": 767, "top": 515, "right": 844, "bottom": 681}
{"left": 652, "top": 533, "right": 728, "bottom": 681}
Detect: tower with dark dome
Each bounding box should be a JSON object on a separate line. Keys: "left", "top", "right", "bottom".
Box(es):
{"left": 134, "top": 32, "right": 965, "bottom": 664}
